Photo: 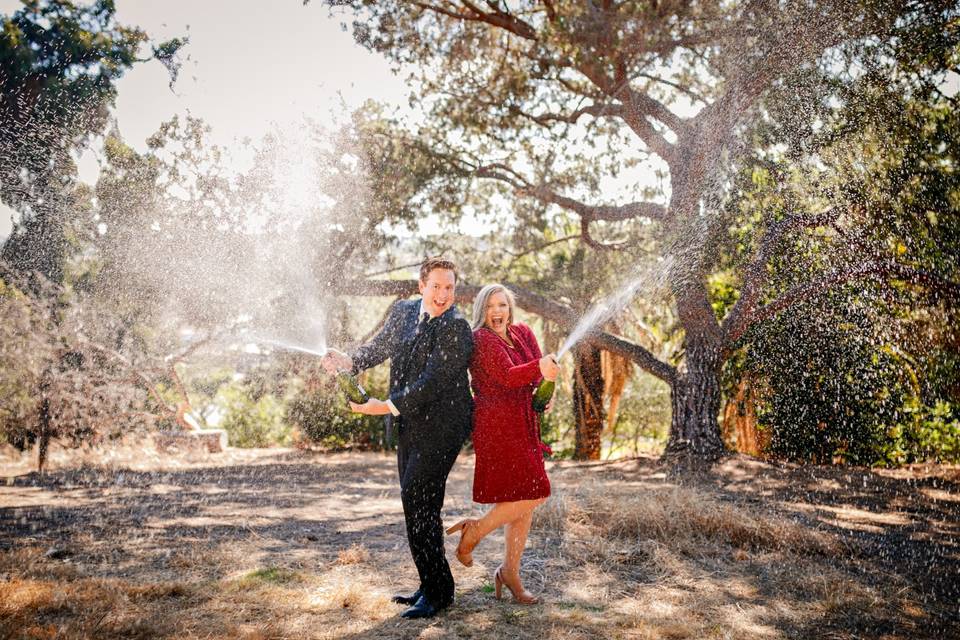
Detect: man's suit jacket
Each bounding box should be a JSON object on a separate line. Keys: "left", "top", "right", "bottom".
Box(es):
{"left": 351, "top": 299, "right": 474, "bottom": 437}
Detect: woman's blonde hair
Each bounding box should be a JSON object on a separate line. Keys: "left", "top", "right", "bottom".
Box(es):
{"left": 472, "top": 283, "right": 516, "bottom": 330}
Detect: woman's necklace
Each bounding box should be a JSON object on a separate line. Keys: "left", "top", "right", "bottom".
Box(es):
{"left": 490, "top": 326, "right": 515, "bottom": 349}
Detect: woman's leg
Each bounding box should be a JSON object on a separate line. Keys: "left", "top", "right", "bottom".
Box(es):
{"left": 474, "top": 498, "right": 544, "bottom": 539}
{"left": 503, "top": 509, "right": 535, "bottom": 578}
{"left": 451, "top": 497, "right": 545, "bottom": 558}
{"left": 497, "top": 499, "right": 546, "bottom": 602}
{"left": 504, "top": 496, "right": 546, "bottom": 578}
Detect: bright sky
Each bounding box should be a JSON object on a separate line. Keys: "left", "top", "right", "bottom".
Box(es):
{"left": 0, "top": 0, "right": 410, "bottom": 239}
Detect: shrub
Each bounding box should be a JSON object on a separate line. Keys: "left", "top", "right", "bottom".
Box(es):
{"left": 214, "top": 381, "right": 289, "bottom": 448}
{"left": 739, "top": 293, "right": 960, "bottom": 465}
{"left": 0, "top": 271, "right": 152, "bottom": 465}
{"left": 286, "top": 367, "right": 391, "bottom": 450}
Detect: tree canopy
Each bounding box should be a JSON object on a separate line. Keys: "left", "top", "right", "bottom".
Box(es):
{"left": 0, "top": 0, "right": 182, "bottom": 283}
{"left": 320, "top": 0, "right": 960, "bottom": 462}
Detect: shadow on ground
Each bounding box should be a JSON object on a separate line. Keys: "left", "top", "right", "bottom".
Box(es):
{"left": 1, "top": 450, "right": 957, "bottom": 638}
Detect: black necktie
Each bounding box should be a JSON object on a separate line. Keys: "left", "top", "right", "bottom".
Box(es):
{"left": 416, "top": 312, "right": 430, "bottom": 335}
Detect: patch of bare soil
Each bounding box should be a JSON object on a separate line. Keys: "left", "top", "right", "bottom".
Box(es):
{"left": 0, "top": 444, "right": 957, "bottom": 639}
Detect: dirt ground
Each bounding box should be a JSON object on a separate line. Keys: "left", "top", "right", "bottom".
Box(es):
{"left": 0, "top": 442, "right": 958, "bottom": 639}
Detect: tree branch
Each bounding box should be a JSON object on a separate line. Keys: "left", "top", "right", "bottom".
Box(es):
{"left": 616, "top": 85, "right": 686, "bottom": 135}
{"left": 721, "top": 207, "right": 839, "bottom": 345}
{"left": 730, "top": 261, "right": 960, "bottom": 345}
{"left": 586, "top": 330, "right": 677, "bottom": 385}
{"left": 474, "top": 162, "right": 529, "bottom": 190}
{"left": 413, "top": 1, "right": 537, "bottom": 39}
{"left": 512, "top": 102, "right": 622, "bottom": 126}
{"left": 474, "top": 162, "right": 670, "bottom": 229}
{"left": 580, "top": 217, "right": 635, "bottom": 251}
{"left": 520, "top": 184, "right": 670, "bottom": 223}
{"left": 541, "top": 0, "right": 557, "bottom": 21}
{"left": 634, "top": 71, "right": 708, "bottom": 104}
{"left": 471, "top": 160, "right": 671, "bottom": 225}
{"left": 505, "top": 234, "right": 581, "bottom": 268}
{"left": 336, "top": 278, "right": 677, "bottom": 384}
{"left": 576, "top": 61, "right": 679, "bottom": 164}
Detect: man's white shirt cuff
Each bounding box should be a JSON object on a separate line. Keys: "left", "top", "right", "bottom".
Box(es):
{"left": 386, "top": 399, "right": 400, "bottom": 416}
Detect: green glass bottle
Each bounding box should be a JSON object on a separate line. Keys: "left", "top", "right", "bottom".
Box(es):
{"left": 531, "top": 379, "right": 555, "bottom": 413}
{"left": 337, "top": 370, "right": 370, "bottom": 404}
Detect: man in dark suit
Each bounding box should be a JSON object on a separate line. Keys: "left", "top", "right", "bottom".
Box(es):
{"left": 321, "top": 257, "right": 474, "bottom": 619}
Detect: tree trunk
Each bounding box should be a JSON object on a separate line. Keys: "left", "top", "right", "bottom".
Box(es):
{"left": 573, "top": 342, "right": 605, "bottom": 460}
{"left": 721, "top": 375, "right": 767, "bottom": 456}
{"left": 37, "top": 368, "right": 52, "bottom": 474}
{"left": 665, "top": 336, "right": 725, "bottom": 464}
{"left": 602, "top": 349, "right": 631, "bottom": 432}
{"left": 661, "top": 189, "right": 727, "bottom": 465}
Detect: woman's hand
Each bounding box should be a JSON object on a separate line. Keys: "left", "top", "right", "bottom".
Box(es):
{"left": 539, "top": 354, "right": 560, "bottom": 381}
{"left": 349, "top": 399, "right": 391, "bottom": 415}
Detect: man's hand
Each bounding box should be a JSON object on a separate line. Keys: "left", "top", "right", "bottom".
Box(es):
{"left": 321, "top": 348, "right": 352, "bottom": 375}
{"left": 349, "top": 398, "right": 392, "bottom": 415}
{"left": 544, "top": 397, "right": 554, "bottom": 414}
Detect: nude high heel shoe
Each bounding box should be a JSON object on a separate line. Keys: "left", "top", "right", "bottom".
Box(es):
{"left": 494, "top": 565, "right": 540, "bottom": 605}
{"left": 445, "top": 519, "right": 480, "bottom": 567}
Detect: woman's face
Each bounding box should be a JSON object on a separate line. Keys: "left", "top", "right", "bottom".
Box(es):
{"left": 484, "top": 291, "right": 511, "bottom": 335}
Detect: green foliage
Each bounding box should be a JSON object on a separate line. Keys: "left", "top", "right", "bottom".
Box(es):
{"left": 240, "top": 567, "right": 299, "bottom": 584}
{"left": 538, "top": 384, "right": 574, "bottom": 460}
{"left": 738, "top": 289, "right": 960, "bottom": 465}
{"left": 604, "top": 379, "right": 672, "bottom": 458}
{"left": 712, "top": 27, "right": 960, "bottom": 465}
{"left": 215, "top": 381, "right": 289, "bottom": 448}
{"left": 0, "top": 0, "right": 148, "bottom": 282}
{"left": 0, "top": 276, "right": 46, "bottom": 446}
{"left": 0, "top": 270, "right": 154, "bottom": 456}
{"left": 707, "top": 270, "right": 740, "bottom": 320}
{"left": 286, "top": 366, "right": 392, "bottom": 450}
{"left": 745, "top": 296, "right": 904, "bottom": 465}
{"left": 535, "top": 354, "right": 671, "bottom": 460}
{"left": 229, "top": 567, "right": 302, "bottom": 590}
{"left": 888, "top": 401, "right": 960, "bottom": 464}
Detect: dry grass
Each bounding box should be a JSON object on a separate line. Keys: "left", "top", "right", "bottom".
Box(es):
{"left": 522, "top": 480, "right": 931, "bottom": 640}
{"left": 0, "top": 451, "right": 954, "bottom": 639}
{"left": 544, "top": 483, "right": 841, "bottom": 559}
{"left": 336, "top": 544, "right": 371, "bottom": 565}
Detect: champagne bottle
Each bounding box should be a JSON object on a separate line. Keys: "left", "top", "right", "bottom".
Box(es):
{"left": 336, "top": 370, "right": 370, "bottom": 404}
{"left": 531, "top": 379, "right": 555, "bottom": 413}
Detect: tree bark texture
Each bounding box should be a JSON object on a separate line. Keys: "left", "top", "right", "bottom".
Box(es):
{"left": 665, "top": 335, "right": 725, "bottom": 463}
{"left": 37, "top": 368, "right": 52, "bottom": 474}
{"left": 573, "top": 342, "right": 605, "bottom": 461}
{"left": 721, "top": 376, "right": 767, "bottom": 456}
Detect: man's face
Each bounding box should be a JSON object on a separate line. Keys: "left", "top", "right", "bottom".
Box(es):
{"left": 419, "top": 268, "right": 456, "bottom": 317}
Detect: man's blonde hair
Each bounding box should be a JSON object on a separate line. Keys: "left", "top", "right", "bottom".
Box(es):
{"left": 419, "top": 257, "right": 459, "bottom": 283}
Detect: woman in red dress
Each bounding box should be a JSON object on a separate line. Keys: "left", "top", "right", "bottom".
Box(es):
{"left": 446, "top": 283, "right": 559, "bottom": 604}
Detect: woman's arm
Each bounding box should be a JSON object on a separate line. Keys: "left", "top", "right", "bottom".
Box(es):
{"left": 473, "top": 328, "right": 542, "bottom": 388}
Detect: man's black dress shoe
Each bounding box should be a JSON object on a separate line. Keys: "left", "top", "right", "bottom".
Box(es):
{"left": 391, "top": 588, "right": 422, "bottom": 606}
{"left": 400, "top": 594, "right": 442, "bottom": 619}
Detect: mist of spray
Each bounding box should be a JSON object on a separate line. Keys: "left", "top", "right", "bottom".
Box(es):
{"left": 556, "top": 256, "right": 674, "bottom": 358}
{"left": 91, "top": 118, "right": 382, "bottom": 360}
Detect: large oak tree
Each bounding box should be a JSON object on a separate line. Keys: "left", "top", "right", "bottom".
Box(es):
{"left": 319, "top": 0, "right": 960, "bottom": 463}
